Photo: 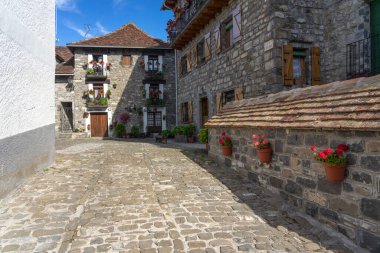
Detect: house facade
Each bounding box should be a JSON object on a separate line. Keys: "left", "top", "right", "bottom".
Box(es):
{"left": 0, "top": 1, "right": 55, "bottom": 198}
{"left": 162, "top": 0, "right": 379, "bottom": 130}
{"left": 56, "top": 23, "right": 176, "bottom": 137}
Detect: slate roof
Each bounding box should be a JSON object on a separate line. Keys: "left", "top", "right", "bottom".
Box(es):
{"left": 68, "top": 23, "right": 169, "bottom": 48}
{"left": 56, "top": 46, "right": 74, "bottom": 75}
{"left": 205, "top": 75, "right": 380, "bottom": 131}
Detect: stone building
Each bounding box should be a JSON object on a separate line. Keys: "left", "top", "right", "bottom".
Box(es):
{"left": 162, "top": 0, "right": 379, "bottom": 130}
{"left": 56, "top": 23, "right": 176, "bottom": 137}
{"left": 0, "top": 1, "right": 55, "bottom": 198}
{"left": 55, "top": 46, "right": 75, "bottom": 135}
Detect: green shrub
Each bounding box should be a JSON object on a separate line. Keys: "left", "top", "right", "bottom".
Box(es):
{"left": 99, "top": 98, "right": 108, "bottom": 105}
{"left": 161, "top": 130, "right": 171, "bottom": 138}
{"left": 183, "top": 124, "right": 195, "bottom": 137}
{"left": 86, "top": 69, "right": 94, "bottom": 75}
{"left": 198, "top": 128, "right": 208, "bottom": 144}
{"left": 115, "top": 123, "right": 126, "bottom": 137}
{"left": 171, "top": 126, "right": 184, "bottom": 135}
{"left": 131, "top": 125, "right": 140, "bottom": 136}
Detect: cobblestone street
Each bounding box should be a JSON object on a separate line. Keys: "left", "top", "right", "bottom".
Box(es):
{"left": 0, "top": 139, "right": 363, "bottom": 253}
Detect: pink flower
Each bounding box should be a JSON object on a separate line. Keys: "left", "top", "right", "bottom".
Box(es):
{"left": 311, "top": 145, "right": 317, "bottom": 151}
{"left": 335, "top": 149, "right": 343, "bottom": 156}
{"left": 263, "top": 140, "right": 268, "bottom": 145}
{"left": 252, "top": 134, "right": 258, "bottom": 139}
{"left": 253, "top": 142, "right": 259, "bottom": 147}
{"left": 221, "top": 132, "right": 226, "bottom": 137}
{"left": 324, "top": 148, "right": 333, "bottom": 155}
{"left": 318, "top": 152, "right": 327, "bottom": 159}
{"left": 261, "top": 134, "right": 265, "bottom": 138}
{"left": 225, "top": 137, "right": 231, "bottom": 142}
{"left": 337, "top": 144, "right": 348, "bottom": 151}
{"left": 219, "top": 139, "right": 223, "bottom": 145}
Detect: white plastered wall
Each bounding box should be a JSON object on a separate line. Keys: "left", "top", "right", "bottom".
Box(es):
{"left": 0, "top": 0, "right": 55, "bottom": 139}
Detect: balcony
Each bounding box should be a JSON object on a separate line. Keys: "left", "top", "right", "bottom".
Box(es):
{"left": 144, "top": 70, "right": 165, "bottom": 81}
{"left": 346, "top": 34, "right": 380, "bottom": 79}
{"left": 146, "top": 98, "right": 165, "bottom": 107}
{"left": 86, "top": 98, "right": 108, "bottom": 109}
{"left": 167, "top": 0, "right": 228, "bottom": 49}
{"left": 86, "top": 66, "right": 107, "bottom": 80}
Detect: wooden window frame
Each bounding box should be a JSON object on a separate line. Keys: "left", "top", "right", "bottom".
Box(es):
{"left": 222, "top": 18, "right": 233, "bottom": 50}
{"left": 122, "top": 55, "right": 132, "bottom": 66}
{"left": 197, "top": 39, "right": 206, "bottom": 65}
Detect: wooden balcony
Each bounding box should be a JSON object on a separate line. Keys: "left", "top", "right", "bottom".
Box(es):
{"left": 168, "top": 0, "right": 228, "bottom": 49}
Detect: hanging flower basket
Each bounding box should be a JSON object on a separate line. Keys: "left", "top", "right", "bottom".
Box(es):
{"left": 323, "top": 163, "right": 347, "bottom": 183}
{"left": 311, "top": 144, "right": 349, "bottom": 183}
{"left": 219, "top": 132, "right": 232, "bottom": 156}
{"left": 252, "top": 134, "right": 272, "bottom": 164}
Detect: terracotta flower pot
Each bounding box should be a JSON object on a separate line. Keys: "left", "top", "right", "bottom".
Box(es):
{"left": 323, "top": 163, "right": 347, "bottom": 183}
{"left": 221, "top": 145, "right": 232, "bottom": 156}
{"left": 257, "top": 148, "right": 272, "bottom": 164}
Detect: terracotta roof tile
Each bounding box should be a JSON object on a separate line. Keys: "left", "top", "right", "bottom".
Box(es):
{"left": 68, "top": 23, "right": 169, "bottom": 48}
{"left": 205, "top": 75, "right": 380, "bottom": 131}
{"left": 56, "top": 46, "right": 74, "bottom": 74}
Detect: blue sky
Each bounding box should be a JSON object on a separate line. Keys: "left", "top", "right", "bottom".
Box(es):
{"left": 56, "top": 0, "right": 173, "bottom": 46}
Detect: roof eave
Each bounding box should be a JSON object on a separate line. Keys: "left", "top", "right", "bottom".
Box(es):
{"left": 67, "top": 44, "right": 172, "bottom": 50}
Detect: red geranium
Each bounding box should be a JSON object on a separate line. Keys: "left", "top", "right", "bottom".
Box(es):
{"left": 252, "top": 133, "right": 271, "bottom": 150}
{"left": 219, "top": 132, "right": 232, "bottom": 146}
{"left": 311, "top": 144, "right": 348, "bottom": 166}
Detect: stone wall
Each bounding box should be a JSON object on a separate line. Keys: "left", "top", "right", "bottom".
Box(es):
{"left": 0, "top": 0, "right": 55, "bottom": 198}
{"left": 176, "top": 0, "right": 370, "bottom": 130}
{"left": 208, "top": 127, "right": 380, "bottom": 252}
{"left": 69, "top": 48, "right": 176, "bottom": 134}
{"left": 55, "top": 76, "right": 75, "bottom": 133}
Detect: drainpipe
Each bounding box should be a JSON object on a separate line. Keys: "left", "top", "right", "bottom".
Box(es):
{"left": 175, "top": 49, "right": 178, "bottom": 125}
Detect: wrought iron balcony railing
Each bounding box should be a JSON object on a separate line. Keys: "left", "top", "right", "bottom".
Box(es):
{"left": 86, "top": 98, "right": 108, "bottom": 108}
{"left": 86, "top": 66, "right": 107, "bottom": 80}
{"left": 346, "top": 34, "right": 380, "bottom": 79}
{"left": 146, "top": 98, "right": 165, "bottom": 107}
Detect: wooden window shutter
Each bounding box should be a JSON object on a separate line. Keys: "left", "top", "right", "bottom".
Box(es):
{"left": 311, "top": 47, "right": 321, "bottom": 86}
{"left": 186, "top": 52, "right": 191, "bottom": 72}
{"left": 234, "top": 87, "right": 244, "bottom": 101}
{"left": 122, "top": 55, "right": 131, "bottom": 66}
{"left": 205, "top": 32, "right": 211, "bottom": 61}
{"left": 216, "top": 92, "right": 222, "bottom": 114}
{"left": 193, "top": 44, "right": 198, "bottom": 67}
{"left": 188, "top": 100, "right": 193, "bottom": 123}
{"left": 214, "top": 25, "right": 221, "bottom": 53}
{"left": 282, "top": 45, "right": 294, "bottom": 86}
{"left": 178, "top": 55, "right": 182, "bottom": 78}
{"left": 232, "top": 6, "right": 242, "bottom": 43}
{"left": 179, "top": 103, "right": 184, "bottom": 122}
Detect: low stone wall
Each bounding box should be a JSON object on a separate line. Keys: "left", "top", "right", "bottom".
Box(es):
{"left": 208, "top": 127, "right": 380, "bottom": 252}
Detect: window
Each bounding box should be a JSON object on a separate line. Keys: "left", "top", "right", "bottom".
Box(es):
{"left": 149, "top": 84, "right": 160, "bottom": 99}
{"left": 197, "top": 39, "right": 206, "bottom": 65}
{"left": 282, "top": 45, "right": 320, "bottom": 86}
{"left": 222, "top": 18, "right": 233, "bottom": 50}
{"left": 93, "top": 84, "right": 105, "bottom": 99}
{"left": 122, "top": 55, "right": 132, "bottom": 66}
{"left": 222, "top": 90, "right": 235, "bottom": 105}
{"left": 93, "top": 55, "right": 103, "bottom": 63}
{"left": 181, "top": 55, "right": 187, "bottom": 76}
{"left": 181, "top": 102, "right": 189, "bottom": 123}
{"left": 148, "top": 55, "right": 159, "bottom": 71}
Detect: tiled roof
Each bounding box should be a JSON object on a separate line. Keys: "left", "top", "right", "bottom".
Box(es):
{"left": 56, "top": 46, "right": 74, "bottom": 74}
{"left": 205, "top": 75, "right": 380, "bottom": 131}
{"left": 68, "top": 23, "right": 169, "bottom": 48}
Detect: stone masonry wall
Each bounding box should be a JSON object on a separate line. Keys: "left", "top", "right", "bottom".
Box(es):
{"left": 208, "top": 127, "right": 380, "bottom": 252}
{"left": 71, "top": 48, "right": 176, "bottom": 134}
{"left": 55, "top": 76, "right": 75, "bottom": 133}
{"left": 176, "top": 0, "right": 370, "bottom": 130}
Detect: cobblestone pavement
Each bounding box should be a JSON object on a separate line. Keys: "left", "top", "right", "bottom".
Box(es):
{"left": 0, "top": 139, "right": 363, "bottom": 253}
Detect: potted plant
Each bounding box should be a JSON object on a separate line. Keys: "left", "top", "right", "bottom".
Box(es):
{"left": 183, "top": 124, "right": 195, "bottom": 143}
{"left": 161, "top": 130, "right": 171, "bottom": 144}
{"left": 311, "top": 144, "right": 348, "bottom": 183}
{"left": 219, "top": 132, "right": 232, "bottom": 156}
{"left": 252, "top": 134, "right": 272, "bottom": 164}
{"left": 115, "top": 123, "right": 126, "bottom": 138}
{"left": 172, "top": 126, "right": 186, "bottom": 142}
{"left": 198, "top": 128, "right": 209, "bottom": 151}
{"left": 106, "top": 90, "right": 111, "bottom": 99}
{"left": 130, "top": 125, "right": 140, "bottom": 138}
{"left": 86, "top": 69, "right": 95, "bottom": 75}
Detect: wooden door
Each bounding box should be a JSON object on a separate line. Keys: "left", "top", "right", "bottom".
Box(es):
{"left": 201, "top": 97, "right": 209, "bottom": 126}
{"left": 147, "top": 112, "right": 162, "bottom": 133}
{"left": 91, "top": 113, "right": 108, "bottom": 137}
{"left": 371, "top": 0, "right": 380, "bottom": 75}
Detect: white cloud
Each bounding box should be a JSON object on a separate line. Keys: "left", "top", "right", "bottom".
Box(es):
{"left": 64, "top": 21, "right": 93, "bottom": 38}
{"left": 96, "top": 22, "right": 110, "bottom": 35}
{"left": 56, "top": 0, "right": 78, "bottom": 12}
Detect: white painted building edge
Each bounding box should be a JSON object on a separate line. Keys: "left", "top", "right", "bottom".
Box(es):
{"left": 0, "top": 1, "right": 55, "bottom": 139}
